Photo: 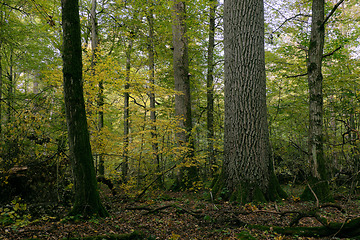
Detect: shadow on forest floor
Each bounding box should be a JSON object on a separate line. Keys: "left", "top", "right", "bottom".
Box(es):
{"left": 1, "top": 184, "right": 360, "bottom": 239}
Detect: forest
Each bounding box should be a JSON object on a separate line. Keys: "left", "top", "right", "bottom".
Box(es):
{"left": 1, "top": 0, "right": 360, "bottom": 239}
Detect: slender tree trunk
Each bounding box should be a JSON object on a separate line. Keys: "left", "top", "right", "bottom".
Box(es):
{"left": 147, "top": 5, "right": 162, "bottom": 187}
{"left": 0, "top": 2, "right": 3, "bottom": 137}
{"left": 301, "top": 0, "right": 331, "bottom": 202}
{"left": 7, "top": 51, "right": 13, "bottom": 125}
{"left": 206, "top": 0, "right": 216, "bottom": 178}
{"left": 122, "top": 38, "right": 133, "bottom": 183}
{"left": 61, "top": 0, "right": 108, "bottom": 217}
{"left": 213, "top": 0, "right": 286, "bottom": 203}
{"left": 0, "top": 40, "right": 2, "bottom": 137}
{"left": 90, "top": 0, "right": 105, "bottom": 177}
{"left": 171, "top": 0, "right": 197, "bottom": 189}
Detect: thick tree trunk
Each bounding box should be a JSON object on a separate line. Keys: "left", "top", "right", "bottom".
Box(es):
{"left": 206, "top": 0, "right": 216, "bottom": 178}
{"left": 171, "top": 0, "right": 198, "bottom": 189}
{"left": 214, "top": 0, "right": 286, "bottom": 203}
{"left": 122, "top": 38, "right": 132, "bottom": 183}
{"left": 147, "top": 6, "right": 163, "bottom": 187}
{"left": 301, "top": 0, "right": 331, "bottom": 202}
{"left": 61, "top": 0, "right": 108, "bottom": 217}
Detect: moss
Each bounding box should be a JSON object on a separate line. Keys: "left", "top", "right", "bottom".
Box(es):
{"left": 212, "top": 168, "right": 286, "bottom": 204}
{"left": 267, "top": 171, "right": 288, "bottom": 201}
{"left": 250, "top": 217, "right": 360, "bottom": 238}
{"left": 300, "top": 180, "right": 333, "bottom": 202}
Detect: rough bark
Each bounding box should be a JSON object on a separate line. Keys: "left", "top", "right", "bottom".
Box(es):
{"left": 214, "top": 0, "right": 286, "bottom": 203}
{"left": 171, "top": 0, "right": 198, "bottom": 189}
{"left": 0, "top": 39, "right": 2, "bottom": 137}
{"left": 206, "top": 0, "right": 216, "bottom": 178}
{"left": 0, "top": 4, "right": 2, "bottom": 136}
{"left": 301, "top": 0, "right": 331, "bottom": 202}
{"left": 61, "top": 0, "right": 108, "bottom": 217}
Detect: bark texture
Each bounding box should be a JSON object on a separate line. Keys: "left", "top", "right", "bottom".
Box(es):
{"left": 214, "top": 0, "right": 286, "bottom": 202}
{"left": 171, "top": 0, "right": 198, "bottom": 189}
{"left": 206, "top": 0, "right": 216, "bottom": 177}
{"left": 61, "top": 0, "right": 108, "bottom": 217}
{"left": 301, "top": 0, "right": 331, "bottom": 202}
{"left": 172, "top": 0, "right": 192, "bottom": 145}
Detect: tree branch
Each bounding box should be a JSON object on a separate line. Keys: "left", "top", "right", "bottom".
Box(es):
{"left": 272, "top": 14, "right": 311, "bottom": 33}
{"left": 322, "top": 46, "right": 342, "bottom": 59}
{"left": 285, "top": 72, "right": 308, "bottom": 78}
{"left": 322, "top": 0, "right": 345, "bottom": 27}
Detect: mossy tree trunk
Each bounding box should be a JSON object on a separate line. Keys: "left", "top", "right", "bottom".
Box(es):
{"left": 213, "top": 0, "right": 286, "bottom": 203}
{"left": 301, "top": 0, "right": 331, "bottom": 202}
{"left": 61, "top": 0, "right": 108, "bottom": 217}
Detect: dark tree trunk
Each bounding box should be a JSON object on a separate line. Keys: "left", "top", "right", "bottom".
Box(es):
{"left": 206, "top": 0, "right": 216, "bottom": 178}
{"left": 0, "top": 40, "right": 2, "bottom": 137}
{"left": 90, "top": 0, "right": 105, "bottom": 177}
{"left": 61, "top": 0, "right": 108, "bottom": 217}
{"left": 147, "top": 5, "right": 163, "bottom": 187}
{"left": 301, "top": 0, "right": 331, "bottom": 202}
{"left": 122, "top": 38, "right": 133, "bottom": 183}
{"left": 7, "top": 52, "right": 13, "bottom": 124}
{"left": 213, "top": 0, "right": 286, "bottom": 203}
{"left": 171, "top": 0, "right": 198, "bottom": 189}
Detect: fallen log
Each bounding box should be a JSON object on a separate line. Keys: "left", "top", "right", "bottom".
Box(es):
{"left": 250, "top": 216, "right": 360, "bottom": 238}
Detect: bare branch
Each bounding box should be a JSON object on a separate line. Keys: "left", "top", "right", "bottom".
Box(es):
{"left": 272, "top": 14, "right": 311, "bottom": 33}
{"left": 285, "top": 72, "right": 308, "bottom": 78}
{"left": 322, "top": 0, "right": 345, "bottom": 27}
{"left": 322, "top": 46, "right": 342, "bottom": 59}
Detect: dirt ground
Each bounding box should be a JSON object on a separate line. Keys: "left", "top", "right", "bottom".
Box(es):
{"left": 1, "top": 187, "right": 360, "bottom": 240}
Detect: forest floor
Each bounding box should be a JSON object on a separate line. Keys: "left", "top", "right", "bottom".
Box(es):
{"left": 1, "top": 185, "right": 360, "bottom": 240}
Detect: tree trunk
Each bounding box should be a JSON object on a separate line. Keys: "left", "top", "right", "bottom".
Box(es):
{"left": 90, "top": 0, "right": 105, "bottom": 177}
{"left": 147, "top": 5, "right": 163, "bottom": 188}
{"left": 206, "top": 0, "right": 216, "bottom": 178}
{"left": 0, "top": 39, "right": 2, "bottom": 137}
{"left": 7, "top": 52, "right": 13, "bottom": 124}
{"left": 61, "top": 0, "right": 108, "bottom": 217}
{"left": 122, "top": 37, "right": 133, "bottom": 183}
{"left": 213, "top": 0, "right": 286, "bottom": 203}
{"left": 301, "top": 0, "right": 331, "bottom": 202}
{"left": 171, "top": 0, "right": 198, "bottom": 189}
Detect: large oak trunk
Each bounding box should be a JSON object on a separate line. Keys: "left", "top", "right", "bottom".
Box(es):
{"left": 214, "top": 0, "right": 286, "bottom": 202}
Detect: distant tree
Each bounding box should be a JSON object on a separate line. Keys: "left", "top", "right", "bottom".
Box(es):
{"left": 61, "top": 0, "right": 108, "bottom": 217}
{"left": 206, "top": 0, "right": 217, "bottom": 177}
{"left": 213, "top": 0, "right": 286, "bottom": 202}
{"left": 122, "top": 35, "right": 133, "bottom": 183}
{"left": 171, "top": 0, "right": 198, "bottom": 189}
{"left": 146, "top": 3, "right": 162, "bottom": 187}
